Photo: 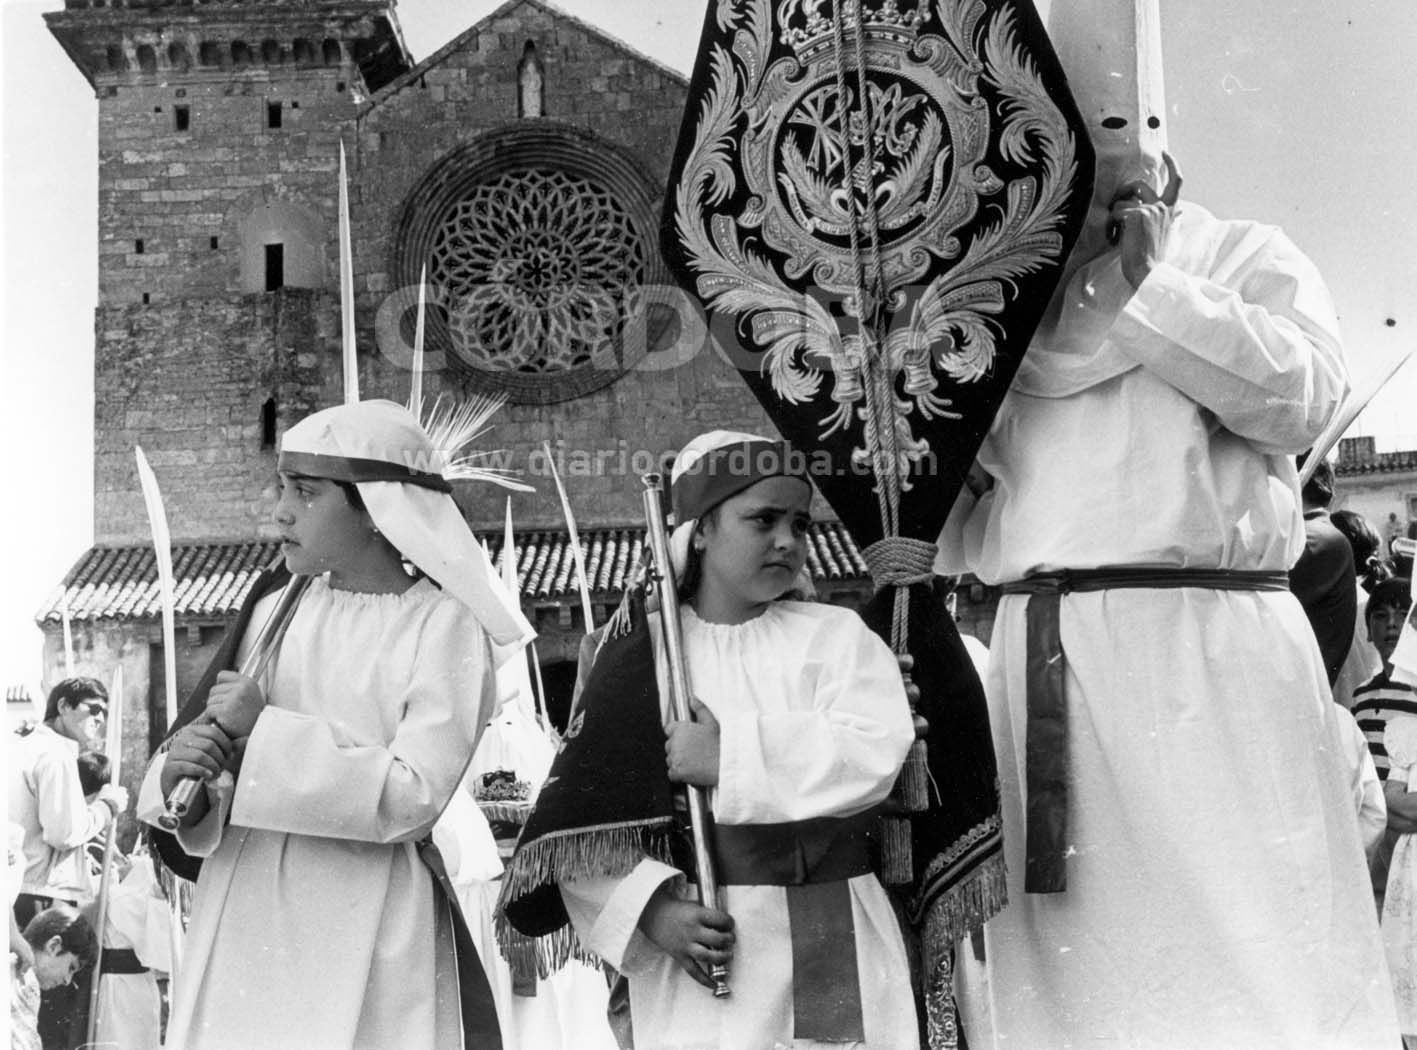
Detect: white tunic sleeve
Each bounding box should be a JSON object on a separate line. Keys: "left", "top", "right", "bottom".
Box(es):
{"left": 713, "top": 613, "right": 914, "bottom": 825}
{"left": 1111, "top": 224, "right": 1347, "bottom": 454}
{"left": 560, "top": 859, "right": 682, "bottom": 973}
{"left": 135, "top": 757, "right": 233, "bottom": 858}
{"left": 231, "top": 597, "right": 497, "bottom": 843}
{"left": 1386, "top": 717, "right": 1417, "bottom": 789}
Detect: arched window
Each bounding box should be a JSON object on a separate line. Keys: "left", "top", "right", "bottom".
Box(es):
{"left": 517, "top": 41, "right": 544, "bottom": 119}
{"left": 237, "top": 201, "right": 326, "bottom": 294}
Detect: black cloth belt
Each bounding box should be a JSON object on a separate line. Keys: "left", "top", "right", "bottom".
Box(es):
{"left": 712, "top": 813, "right": 874, "bottom": 1042}
{"left": 1000, "top": 567, "right": 1292, "bottom": 894}
{"left": 99, "top": 948, "right": 148, "bottom": 975}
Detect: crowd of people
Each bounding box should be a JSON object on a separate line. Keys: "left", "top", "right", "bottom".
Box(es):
{"left": 8, "top": 678, "right": 171, "bottom": 1050}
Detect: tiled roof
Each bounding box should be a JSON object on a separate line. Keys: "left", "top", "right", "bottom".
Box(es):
{"left": 36, "top": 523, "right": 870, "bottom": 625}
{"left": 36, "top": 541, "right": 284, "bottom": 626}
{"left": 1338, "top": 449, "right": 1417, "bottom": 476}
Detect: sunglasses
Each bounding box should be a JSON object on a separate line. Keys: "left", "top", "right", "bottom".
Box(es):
{"left": 73, "top": 701, "right": 107, "bottom": 717}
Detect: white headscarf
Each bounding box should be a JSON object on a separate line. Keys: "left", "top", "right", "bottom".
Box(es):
{"left": 279, "top": 400, "right": 534, "bottom": 664}
{"left": 666, "top": 429, "right": 814, "bottom": 596}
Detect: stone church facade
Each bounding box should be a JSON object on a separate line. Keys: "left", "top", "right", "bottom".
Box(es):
{"left": 35, "top": 0, "right": 937, "bottom": 803}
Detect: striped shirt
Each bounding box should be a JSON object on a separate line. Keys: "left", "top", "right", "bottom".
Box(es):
{"left": 1351, "top": 672, "right": 1417, "bottom": 780}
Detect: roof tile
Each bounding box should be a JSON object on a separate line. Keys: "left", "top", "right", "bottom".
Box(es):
{"left": 37, "top": 524, "right": 870, "bottom": 624}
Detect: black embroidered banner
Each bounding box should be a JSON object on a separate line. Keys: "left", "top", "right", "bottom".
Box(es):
{"left": 660, "top": 2, "right": 1094, "bottom": 1039}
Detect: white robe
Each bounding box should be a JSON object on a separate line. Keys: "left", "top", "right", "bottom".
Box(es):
{"left": 560, "top": 601, "right": 918, "bottom": 1050}
{"left": 939, "top": 204, "right": 1398, "bottom": 1049}
{"left": 137, "top": 577, "right": 499, "bottom": 1050}
{"left": 93, "top": 853, "right": 169, "bottom": 1050}
{"left": 1383, "top": 716, "right": 1417, "bottom": 1035}
{"left": 434, "top": 790, "right": 620, "bottom": 1050}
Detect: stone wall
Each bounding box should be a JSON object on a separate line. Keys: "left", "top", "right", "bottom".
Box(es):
{"left": 94, "top": 289, "right": 333, "bottom": 544}
{"left": 97, "top": 67, "right": 359, "bottom": 307}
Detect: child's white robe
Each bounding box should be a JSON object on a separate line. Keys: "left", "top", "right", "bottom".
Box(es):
{"left": 939, "top": 204, "right": 1398, "bottom": 1049}
{"left": 434, "top": 791, "right": 620, "bottom": 1050}
{"left": 138, "top": 577, "right": 498, "bottom": 1050}
{"left": 93, "top": 853, "right": 168, "bottom": 1050}
{"left": 560, "top": 601, "right": 918, "bottom": 1050}
{"left": 1383, "top": 716, "right": 1417, "bottom": 1035}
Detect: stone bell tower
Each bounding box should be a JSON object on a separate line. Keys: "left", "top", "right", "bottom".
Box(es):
{"left": 46, "top": 0, "right": 411, "bottom": 545}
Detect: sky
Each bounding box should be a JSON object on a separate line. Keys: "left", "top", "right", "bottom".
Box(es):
{"left": 1, "top": 0, "right": 1414, "bottom": 691}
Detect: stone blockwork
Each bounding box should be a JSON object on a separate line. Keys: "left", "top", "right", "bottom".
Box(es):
{"left": 96, "top": 67, "right": 359, "bottom": 307}
{"left": 94, "top": 289, "right": 334, "bottom": 544}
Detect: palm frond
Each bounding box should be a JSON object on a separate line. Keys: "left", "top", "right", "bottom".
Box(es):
{"left": 420, "top": 393, "right": 535, "bottom": 493}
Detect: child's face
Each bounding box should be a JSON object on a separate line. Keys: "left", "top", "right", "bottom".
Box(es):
{"left": 31, "top": 940, "right": 82, "bottom": 990}
{"left": 695, "top": 476, "right": 812, "bottom": 617}
{"left": 273, "top": 473, "right": 378, "bottom": 578}
{"left": 1368, "top": 602, "right": 1408, "bottom": 664}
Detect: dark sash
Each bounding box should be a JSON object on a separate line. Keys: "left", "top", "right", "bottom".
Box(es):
{"left": 1001, "top": 567, "right": 1292, "bottom": 893}
{"left": 417, "top": 838, "right": 503, "bottom": 1050}
{"left": 714, "top": 814, "right": 875, "bottom": 1043}
{"left": 99, "top": 948, "right": 147, "bottom": 975}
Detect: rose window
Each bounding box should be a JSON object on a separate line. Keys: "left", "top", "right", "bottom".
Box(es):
{"left": 395, "top": 127, "right": 670, "bottom": 404}
{"left": 429, "top": 169, "right": 647, "bottom": 375}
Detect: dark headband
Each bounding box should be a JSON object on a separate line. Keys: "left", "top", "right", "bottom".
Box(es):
{"left": 277, "top": 450, "right": 453, "bottom": 494}
{"left": 670, "top": 439, "right": 808, "bottom": 522}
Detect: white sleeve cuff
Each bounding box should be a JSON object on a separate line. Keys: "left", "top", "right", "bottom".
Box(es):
{"left": 174, "top": 772, "right": 235, "bottom": 858}
{"left": 579, "top": 859, "right": 681, "bottom": 972}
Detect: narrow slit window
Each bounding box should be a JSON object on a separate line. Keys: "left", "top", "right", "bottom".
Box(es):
{"left": 134, "top": 239, "right": 144, "bottom": 254}
{"left": 261, "top": 398, "right": 277, "bottom": 449}
{"left": 174, "top": 105, "right": 190, "bottom": 131}
{"left": 267, "top": 102, "right": 282, "bottom": 129}
{"left": 210, "top": 236, "right": 219, "bottom": 250}
{"left": 264, "top": 244, "right": 284, "bottom": 291}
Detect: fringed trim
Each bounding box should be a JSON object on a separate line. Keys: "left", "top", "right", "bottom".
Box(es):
{"left": 497, "top": 818, "right": 677, "bottom": 904}
{"left": 895, "top": 739, "right": 931, "bottom": 811}
{"left": 603, "top": 557, "right": 649, "bottom": 641}
{"left": 919, "top": 852, "right": 1007, "bottom": 970}
{"left": 878, "top": 816, "right": 914, "bottom": 886}
{"left": 495, "top": 916, "right": 603, "bottom": 982}
{"left": 494, "top": 818, "right": 678, "bottom": 978}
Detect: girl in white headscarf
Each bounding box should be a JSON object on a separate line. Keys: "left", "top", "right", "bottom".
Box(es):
{"left": 138, "top": 400, "right": 531, "bottom": 1050}
{"left": 558, "top": 430, "right": 918, "bottom": 1050}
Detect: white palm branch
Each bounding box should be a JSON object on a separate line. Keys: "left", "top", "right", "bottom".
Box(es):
{"left": 420, "top": 393, "right": 534, "bottom": 492}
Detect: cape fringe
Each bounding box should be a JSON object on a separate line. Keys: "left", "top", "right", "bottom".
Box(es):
{"left": 878, "top": 816, "right": 914, "bottom": 886}
{"left": 920, "top": 852, "right": 1007, "bottom": 969}
{"left": 494, "top": 819, "right": 677, "bottom": 978}
{"left": 496, "top": 919, "right": 601, "bottom": 983}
